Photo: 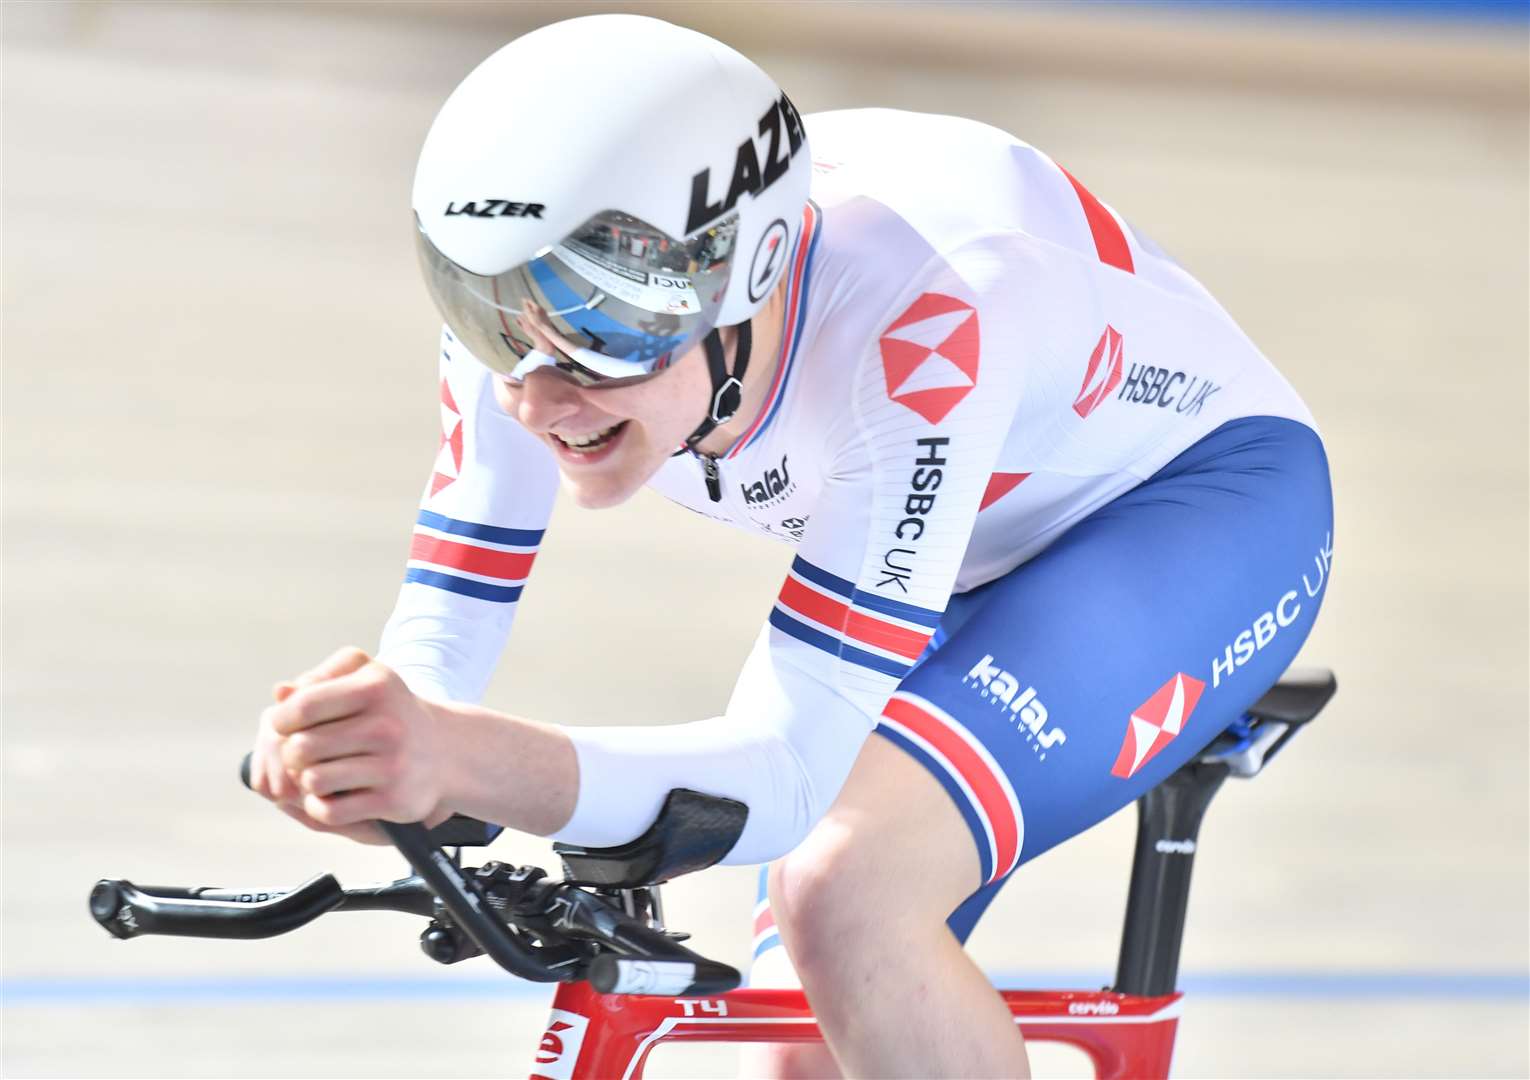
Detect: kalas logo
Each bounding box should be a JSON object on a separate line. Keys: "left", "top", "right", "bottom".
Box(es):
{"left": 1111, "top": 672, "right": 1206, "bottom": 779}
{"left": 1073, "top": 325, "right": 1124, "bottom": 419}
{"left": 431, "top": 377, "right": 463, "bottom": 498}
{"left": 964, "top": 654, "right": 1067, "bottom": 757}
{"left": 879, "top": 293, "right": 980, "bottom": 424}
{"left": 741, "top": 453, "right": 794, "bottom": 506}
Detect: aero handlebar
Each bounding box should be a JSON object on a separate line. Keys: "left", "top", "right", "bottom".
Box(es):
{"left": 88, "top": 754, "right": 740, "bottom": 997}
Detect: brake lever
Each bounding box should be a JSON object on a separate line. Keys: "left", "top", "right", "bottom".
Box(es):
{"left": 384, "top": 821, "right": 575, "bottom": 982}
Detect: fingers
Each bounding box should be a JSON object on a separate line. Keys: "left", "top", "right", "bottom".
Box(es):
{"left": 295, "top": 754, "right": 391, "bottom": 798}
{"left": 276, "top": 800, "right": 388, "bottom": 845}
{"left": 301, "top": 788, "right": 421, "bottom": 831}
{"left": 270, "top": 661, "right": 390, "bottom": 737}
{"left": 294, "top": 646, "right": 371, "bottom": 689}
{"left": 254, "top": 651, "right": 441, "bottom": 839}
{"left": 279, "top": 712, "right": 385, "bottom": 774}
{"left": 251, "top": 706, "right": 301, "bottom": 802}
{"left": 270, "top": 645, "right": 367, "bottom": 705}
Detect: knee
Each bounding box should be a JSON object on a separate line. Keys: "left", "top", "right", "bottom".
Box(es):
{"left": 768, "top": 831, "right": 875, "bottom": 978}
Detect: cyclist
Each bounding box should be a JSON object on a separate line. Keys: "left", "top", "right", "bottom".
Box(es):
{"left": 250, "top": 14, "right": 1334, "bottom": 1077}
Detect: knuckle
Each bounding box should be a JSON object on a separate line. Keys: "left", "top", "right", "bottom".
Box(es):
{"left": 360, "top": 662, "right": 392, "bottom": 694}
{"left": 283, "top": 732, "right": 314, "bottom": 768}
{"left": 304, "top": 796, "right": 336, "bottom": 825}
{"left": 338, "top": 646, "right": 370, "bottom": 669}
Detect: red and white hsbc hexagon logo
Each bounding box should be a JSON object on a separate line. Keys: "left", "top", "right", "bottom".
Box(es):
{"left": 1073, "top": 325, "right": 1124, "bottom": 419}
{"left": 529, "top": 1009, "right": 589, "bottom": 1080}
{"left": 878, "top": 293, "right": 980, "bottom": 424}
{"left": 1111, "top": 672, "right": 1206, "bottom": 779}
{"left": 430, "top": 377, "right": 463, "bottom": 498}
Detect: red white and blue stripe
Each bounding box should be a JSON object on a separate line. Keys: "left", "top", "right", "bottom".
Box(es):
{"left": 768, "top": 556, "right": 940, "bottom": 680}
{"left": 404, "top": 509, "right": 543, "bottom": 604}
{"left": 723, "top": 201, "right": 822, "bottom": 459}
{"left": 875, "top": 691, "right": 1025, "bottom": 886}
{"left": 751, "top": 893, "right": 781, "bottom": 959}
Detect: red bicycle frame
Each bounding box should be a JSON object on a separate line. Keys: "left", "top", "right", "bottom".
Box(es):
{"left": 530, "top": 983, "right": 1180, "bottom": 1079}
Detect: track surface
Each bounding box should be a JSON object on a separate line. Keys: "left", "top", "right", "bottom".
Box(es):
{"left": 4, "top": 3, "right": 1526, "bottom": 1076}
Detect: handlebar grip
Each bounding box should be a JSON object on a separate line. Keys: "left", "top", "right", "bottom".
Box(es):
{"left": 90, "top": 874, "right": 344, "bottom": 940}
{"left": 588, "top": 955, "right": 740, "bottom": 997}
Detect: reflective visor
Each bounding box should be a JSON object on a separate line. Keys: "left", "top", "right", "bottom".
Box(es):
{"left": 415, "top": 209, "right": 738, "bottom": 384}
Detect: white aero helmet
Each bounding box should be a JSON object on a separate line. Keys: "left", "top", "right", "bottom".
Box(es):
{"left": 413, "top": 14, "right": 811, "bottom": 404}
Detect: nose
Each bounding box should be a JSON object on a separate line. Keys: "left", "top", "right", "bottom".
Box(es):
{"left": 512, "top": 368, "right": 583, "bottom": 433}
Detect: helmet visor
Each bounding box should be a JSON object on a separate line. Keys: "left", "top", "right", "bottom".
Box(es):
{"left": 415, "top": 208, "right": 738, "bottom": 384}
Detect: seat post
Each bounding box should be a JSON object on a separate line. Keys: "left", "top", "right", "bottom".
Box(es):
{"left": 1112, "top": 759, "right": 1230, "bottom": 997}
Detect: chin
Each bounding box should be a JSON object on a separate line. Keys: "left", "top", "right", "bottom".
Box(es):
{"left": 560, "top": 471, "right": 644, "bottom": 510}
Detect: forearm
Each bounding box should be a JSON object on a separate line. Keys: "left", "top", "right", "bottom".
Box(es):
{"left": 559, "top": 715, "right": 865, "bottom": 864}
{"left": 430, "top": 699, "right": 579, "bottom": 836}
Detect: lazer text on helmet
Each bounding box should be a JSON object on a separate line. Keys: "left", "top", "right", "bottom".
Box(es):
{"left": 686, "top": 92, "right": 806, "bottom": 235}
{"left": 444, "top": 200, "right": 546, "bottom": 219}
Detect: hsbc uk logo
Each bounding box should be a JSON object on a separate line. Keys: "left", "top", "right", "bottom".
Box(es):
{"left": 1073, "top": 325, "right": 1124, "bottom": 418}
{"left": 1073, "top": 325, "right": 1220, "bottom": 420}
{"left": 1111, "top": 672, "right": 1206, "bottom": 780}
{"left": 879, "top": 293, "right": 980, "bottom": 424}
{"left": 964, "top": 655, "right": 1067, "bottom": 759}
{"left": 1117, "top": 363, "right": 1220, "bottom": 417}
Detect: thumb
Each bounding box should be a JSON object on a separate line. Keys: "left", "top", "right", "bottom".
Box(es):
{"left": 294, "top": 646, "right": 373, "bottom": 688}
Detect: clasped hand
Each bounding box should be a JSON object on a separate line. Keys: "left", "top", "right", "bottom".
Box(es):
{"left": 249, "top": 647, "right": 450, "bottom": 843}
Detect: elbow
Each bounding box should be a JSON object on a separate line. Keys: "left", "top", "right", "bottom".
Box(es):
{"left": 719, "top": 737, "right": 848, "bottom": 866}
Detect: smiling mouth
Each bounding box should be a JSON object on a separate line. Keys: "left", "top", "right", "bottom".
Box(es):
{"left": 552, "top": 421, "right": 628, "bottom": 456}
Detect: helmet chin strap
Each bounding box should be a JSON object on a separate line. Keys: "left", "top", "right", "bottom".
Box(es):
{"left": 683, "top": 321, "right": 752, "bottom": 452}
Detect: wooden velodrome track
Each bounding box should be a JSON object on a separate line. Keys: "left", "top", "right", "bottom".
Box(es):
{"left": 3, "top": 2, "right": 1526, "bottom": 1076}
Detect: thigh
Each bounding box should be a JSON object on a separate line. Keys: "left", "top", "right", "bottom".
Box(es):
{"left": 876, "top": 416, "right": 1334, "bottom": 933}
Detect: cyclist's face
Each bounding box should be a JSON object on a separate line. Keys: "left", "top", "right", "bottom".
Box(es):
{"left": 492, "top": 339, "right": 715, "bottom": 509}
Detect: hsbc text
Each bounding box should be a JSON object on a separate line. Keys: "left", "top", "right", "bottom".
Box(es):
{"left": 877, "top": 437, "right": 948, "bottom": 593}
{"left": 1117, "top": 363, "right": 1220, "bottom": 416}
{"left": 1211, "top": 531, "right": 1333, "bottom": 688}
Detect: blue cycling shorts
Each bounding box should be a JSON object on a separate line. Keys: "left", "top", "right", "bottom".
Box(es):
{"left": 871, "top": 415, "right": 1333, "bottom": 941}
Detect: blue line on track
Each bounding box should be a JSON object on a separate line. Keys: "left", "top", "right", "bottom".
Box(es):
{"left": 3, "top": 971, "right": 1525, "bottom": 1007}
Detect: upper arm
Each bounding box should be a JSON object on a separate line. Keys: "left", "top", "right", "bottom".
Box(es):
{"left": 377, "top": 328, "right": 561, "bottom": 703}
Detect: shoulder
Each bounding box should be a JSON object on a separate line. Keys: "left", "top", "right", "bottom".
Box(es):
{"left": 799, "top": 110, "right": 1081, "bottom": 321}
{"left": 805, "top": 109, "right": 1040, "bottom": 252}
